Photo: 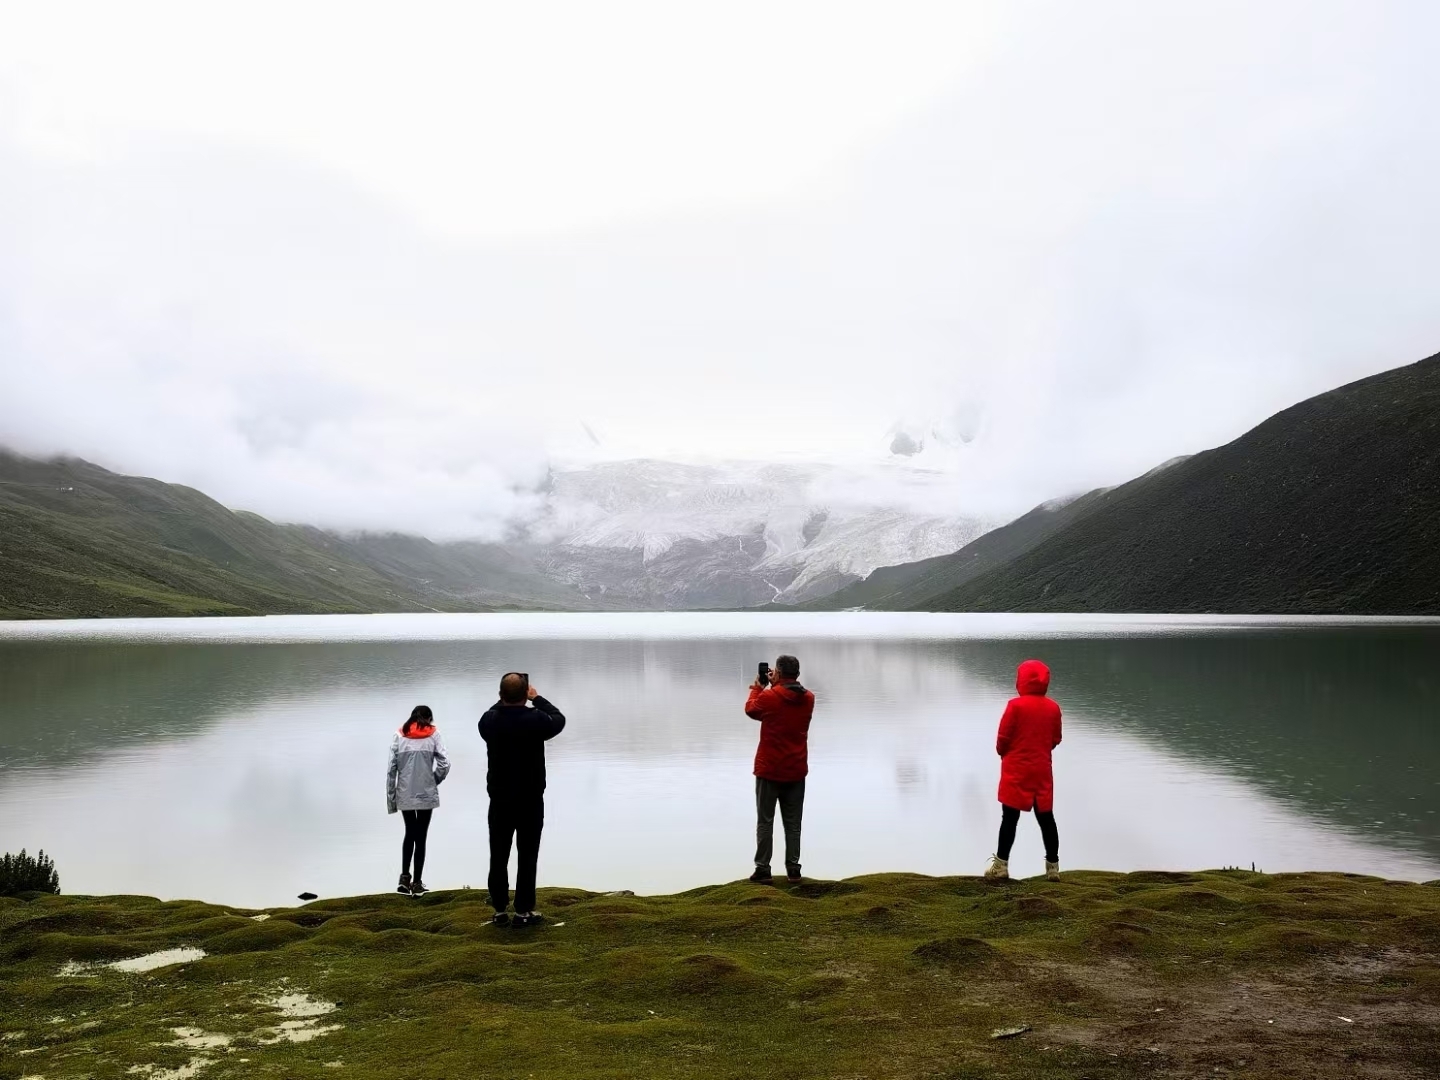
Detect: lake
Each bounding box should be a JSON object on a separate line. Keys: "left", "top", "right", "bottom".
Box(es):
{"left": 1, "top": 612, "right": 1437, "bottom": 908}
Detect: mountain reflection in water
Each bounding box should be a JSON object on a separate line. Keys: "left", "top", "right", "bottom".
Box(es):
{"left": 1, "top": 614, "right": 1436, "bottom": 906}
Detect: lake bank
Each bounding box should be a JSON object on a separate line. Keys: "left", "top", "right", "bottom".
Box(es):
{"left": 4, "top": 870, "right": 1438, "bottom": 1079}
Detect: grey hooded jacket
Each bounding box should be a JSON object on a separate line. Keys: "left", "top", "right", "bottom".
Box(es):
{"left": 387, "top": 727, "right": 451, "bottom": 813}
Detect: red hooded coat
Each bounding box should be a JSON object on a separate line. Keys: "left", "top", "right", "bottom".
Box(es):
{"left": 996, "top": 659, "right": 1063, "bottom": 813}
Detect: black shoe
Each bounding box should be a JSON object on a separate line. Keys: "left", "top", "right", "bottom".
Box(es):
{"left": 748, "top": 867, "right": 774, "bottom": 885}
{"left": 786, "top": 866, "right": 803, "bottom": 883}
{"left": 397, "top": 872, "right": 412, "bottom": 895}
{"left": 491, "top": 912, "right": 510, "bottom": 927}
{"left": 410, "top": 879, "right": 429, "bottom": 896}
{"left": 513, "top": 912, "right": 545, "bottom": 928}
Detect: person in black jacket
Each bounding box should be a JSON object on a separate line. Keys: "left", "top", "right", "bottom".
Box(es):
{"left": 478, "top": 672, "right": 566, "bottom": 927}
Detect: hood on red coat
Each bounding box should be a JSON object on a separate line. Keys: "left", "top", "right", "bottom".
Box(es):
{"left": 771, "top": 680, "right": 809, "bottom": 699}
{"left": 1015, "top": 659, "right": 1050, "bottom": 696}
{"left": 401, "top": 723, "right": 437, "bottom": 739}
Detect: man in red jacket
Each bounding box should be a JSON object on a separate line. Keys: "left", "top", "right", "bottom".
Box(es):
{"left": 745, "top": 654, "right": 815, "bottom": 884}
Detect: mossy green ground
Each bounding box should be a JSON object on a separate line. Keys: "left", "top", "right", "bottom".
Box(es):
{"left": 3, "top": 871, "right": 1438, "bottom": 1079}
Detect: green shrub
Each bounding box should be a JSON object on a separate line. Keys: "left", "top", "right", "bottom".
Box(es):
{"left": 0, "top": 849, "right": 61, "bottom": 896}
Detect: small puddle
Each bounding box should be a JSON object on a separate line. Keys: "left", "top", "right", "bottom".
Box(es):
{"left": 111, "top": 948, "right": 207, "bottom": 973}
{"left": 60, "top": 948, "right": 207, "bottom": 978}
{"left": 259, "top": 1019, "right": 344, "bottom": 1044}
{"left": 259, "top": 991, "right": 341, "bottom": 1043}
{"left": 170, "top": 1027, "right": 231, "bottom": 1050}
{"left": 263, "top": 992, "right": 335, "bottom": 1018}
{"left": 127, "top": 1057, "right": 213, "bottom": 1079}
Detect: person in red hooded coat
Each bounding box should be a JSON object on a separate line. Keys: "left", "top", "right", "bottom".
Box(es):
{"left": 985, "top": 659, "right": 1062, "bottom": 881}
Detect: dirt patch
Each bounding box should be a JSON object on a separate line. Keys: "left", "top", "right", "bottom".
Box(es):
{"left": 913, "top": 936, "right": 1000, "bottom": 967}
{"left": 1030, "top": 950, "right": 1440, "bottom": 1078}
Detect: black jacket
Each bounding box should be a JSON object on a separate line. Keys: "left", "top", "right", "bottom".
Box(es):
{"left": 478, "top": 695, "right": 566, "bottom": 799}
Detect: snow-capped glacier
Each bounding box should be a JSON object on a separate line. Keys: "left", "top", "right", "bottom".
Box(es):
{"left": 527, "top": 458, "right": 991, "bottom": 608}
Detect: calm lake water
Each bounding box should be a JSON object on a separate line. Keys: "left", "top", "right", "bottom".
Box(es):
{"left": 1, "top": 613, "right": 1437, "bottom": 907}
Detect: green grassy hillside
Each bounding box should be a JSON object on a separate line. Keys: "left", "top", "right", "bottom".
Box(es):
{"left": 925, "top": 351, "right": 1440, "bottom": 613}
{"left": 0, "top": 451, "right": 596, "bottom": 618}
{"left": 2, "top": 872, "right": 1437, "bottom": 1079}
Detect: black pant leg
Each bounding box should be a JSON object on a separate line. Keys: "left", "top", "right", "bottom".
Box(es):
{"left": 401, "top": 810, "right": 418, "bottom": 875}
{"left": 753, "top": 778, "right": 779, "bottom": 870}
{"left": 488, "top": 801, "right": 516, "bottom": 912}
{"left": 1035, "top": 810, "right": 1059, "bottom": 863}
{"left": 776, "top": 779, "right": 805, "bottom": 870}
{"left": 513, "top": 797, "right": 545, "bottom": 914}
{"left": 996, "top": 805, "right": 1021, "bottom": 860}
{"left": 412, "top": 808, "right": 433, "bottom": 880}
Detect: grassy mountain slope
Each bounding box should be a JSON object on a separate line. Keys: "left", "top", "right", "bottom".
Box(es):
{"left": 0, "top": 452, "right": 596, "bottom": 618}
{"left": 928, "top": 350, "right": 1440, "bottom": 613}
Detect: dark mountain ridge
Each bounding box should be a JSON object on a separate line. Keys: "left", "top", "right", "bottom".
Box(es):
{"left": 821, "top": 350, "right": 1440, "bottom": 614}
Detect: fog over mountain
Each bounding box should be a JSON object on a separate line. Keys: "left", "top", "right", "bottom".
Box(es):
{"left": 3, "top": 1, "right": 1440, "bottom": 544}
{"left": 535, "top": 459, "right": 992, "bottom": 607}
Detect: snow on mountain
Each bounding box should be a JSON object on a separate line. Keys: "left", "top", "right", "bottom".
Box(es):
{"left": 529, "top": 458, "right": 991, "bottom": 608}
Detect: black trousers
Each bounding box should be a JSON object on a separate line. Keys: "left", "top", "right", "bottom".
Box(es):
{"left": 401, "top": 808, "right": 432, "bottom": 879}
{"left": 488, "top": 795, "right": 544, "bottom": 913}
{"left": 754, "top": 777, "right": 805, "bottom": 871}
{"left": 997, "top": 803, "right": 1059, "bottom": 863}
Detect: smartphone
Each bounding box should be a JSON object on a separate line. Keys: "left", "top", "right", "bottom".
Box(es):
{"left": 757, "top": 662, "right": 771, "bottom": 687}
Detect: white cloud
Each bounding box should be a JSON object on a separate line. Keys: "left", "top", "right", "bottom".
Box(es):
{"left": 2, "top": 0, "right": 1439, "bottom": 534}
{"left": 0, "top": 0, "right": 999, "bottom": 236}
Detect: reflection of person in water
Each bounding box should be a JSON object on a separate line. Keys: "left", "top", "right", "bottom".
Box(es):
{"left": 386, "top": 705, "right": 450, "bottom": 896}
{"left": 985, "top": 660, "right": 1063, "bottom": 882}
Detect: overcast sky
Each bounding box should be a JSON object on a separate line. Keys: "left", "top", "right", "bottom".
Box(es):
{"left": 2, "top": 0, "right": 1439, "bottom": 537}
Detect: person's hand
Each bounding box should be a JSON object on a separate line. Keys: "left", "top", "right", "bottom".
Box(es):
{"left": 751, "top": 679, "right": 764, "bottom": 691}
{"left": 527, "top": 684, "right": 538, "bottom": 701}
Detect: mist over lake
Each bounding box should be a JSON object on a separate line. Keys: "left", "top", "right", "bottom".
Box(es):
{"left": 1, "top": 612, "right": 1436, "bottom": 908}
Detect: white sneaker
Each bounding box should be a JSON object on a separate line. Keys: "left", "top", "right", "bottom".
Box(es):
{"left": 983, "top": 855, "right": 1010, "bottom": 880}
{"left": 1045, "top": 860, "right": 1060, "bottom": 882}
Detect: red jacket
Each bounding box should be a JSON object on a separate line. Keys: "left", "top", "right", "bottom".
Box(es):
{"left": 746, "top": 680, "right": 815, "bottom": 782}
{"left": 996, "top": 659, "right": 1063, "bottom": 812}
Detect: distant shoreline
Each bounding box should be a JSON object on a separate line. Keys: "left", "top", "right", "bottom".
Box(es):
{"left": 5, "top": 609, "right": 1440, "bottom": 645}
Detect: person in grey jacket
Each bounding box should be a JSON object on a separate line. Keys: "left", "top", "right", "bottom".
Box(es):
{"left": 386, "top": 705, "right": 450, "bottom": 896}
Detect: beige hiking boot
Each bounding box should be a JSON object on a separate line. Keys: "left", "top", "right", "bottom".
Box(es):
{"left": 1045, "top": 860, "right": 1061, "bottom": 882}
{"left": 983, "top": 855, "right": 1010, "bottom": 880}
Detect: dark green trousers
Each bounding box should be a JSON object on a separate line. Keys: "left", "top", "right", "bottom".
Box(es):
{"left": 754, "top": 776, "right": 805, "bottom": 871}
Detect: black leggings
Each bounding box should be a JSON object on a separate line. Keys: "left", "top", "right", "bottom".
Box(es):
{"left": 997, "top": 804, "right": 1058, "bottom": 863}
{"left": 401, "top": 809, "right": 433, "bottom": 879}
